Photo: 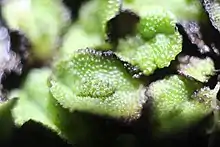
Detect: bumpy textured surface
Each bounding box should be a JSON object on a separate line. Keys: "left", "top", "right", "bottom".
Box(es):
{"left": 100, "top": 0, "right": 121, "bottom": 36}
{"left": 116, "top": 9, "right": 182, "bottom": 75}
{"left": 178, "top": 56, "right": 215, "bottom": 82}
{"left": 146, "top": 75, "right": 212, "bottom": 135}
{"left": 66, "top": 0, "right": 119, "bottom": 55}
{"left": 50, "top": 48, "right": 147, "bottom": 119}
{"left": 60, "top": 24, "right": 102, "bottom": 56}
{"left": 137, "top": 9, "right": 176, "bottom": 40}
{"left": 2, "top": 0, "right": 70, "bottom": 61}
{"left": 79, "top": 0, "right": 120, "bottom": 37}
{"left": 123, "top": 0, "right": 204, "bottom": 21}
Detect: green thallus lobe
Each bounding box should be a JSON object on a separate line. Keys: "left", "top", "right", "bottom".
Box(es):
{"left": 2, "top": 0, "right": 217, "bottom": 143}
{"left": 137, "top": 9, "right": 176, "bottom": 40}
{"left": 116, "top": 9, "right": 182, "bottom": 75}
{"left": 50, "top": 48, "right": 147, "bottom": 119}
{"left": 123, "top": 0, "right": 204, "bottom": 21}
{"left": 147, "top": 75, "right": 217, "bottom": 135}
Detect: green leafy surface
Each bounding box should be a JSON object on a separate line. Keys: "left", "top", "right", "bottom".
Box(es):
{"left": 60, "top": 24, "right": 102, "bottom": 56}
{"left": 50, "top": 49, "right": 147, "bottom": 119}
{"left": 116, "top": 10, "right": 182, "bottom": 75}
{"left": 62, "top": 0, "right": 119, "bottom": 55}
{"left": 123, "top": 0, "right": 204, "bottom": 21}
{"left": 137, "top": 9, "right": 176, "bottom": 40}
{"left": 79, "top": 0, "right": 120, "bottom": 37}
{"left": 100, "top": 0, "right": 121, "bottom": 37}
{"left": 1, "top": 0, "right": 216, "bottom": 144}
{"left": 146, "top": 75, "right": 212, "bottom": 135}
{"left": 2, "top": 0, "right": 70, "bottom": 61}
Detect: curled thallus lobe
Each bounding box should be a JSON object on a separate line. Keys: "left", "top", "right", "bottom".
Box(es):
{"left": 49, "top": 48, "right": 148, "bottom": 120}
{"left": 116, "top": 9, "right": 182, "bottom": 76}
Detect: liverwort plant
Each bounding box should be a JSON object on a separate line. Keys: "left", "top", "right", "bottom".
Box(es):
{"left": 50, "top": 48, "right": 147, "bottom": 119}
{"left": 116, "top": 9, "right": 182, "bottom": 75}
{"left": 147, "top": 75, "right": 214, "bottom": 135}
{"left": 123, "top": 0, "right": 205, "bottom": 21}
{"left": 1, "top": 0, "right": 220, "bottom": 146}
